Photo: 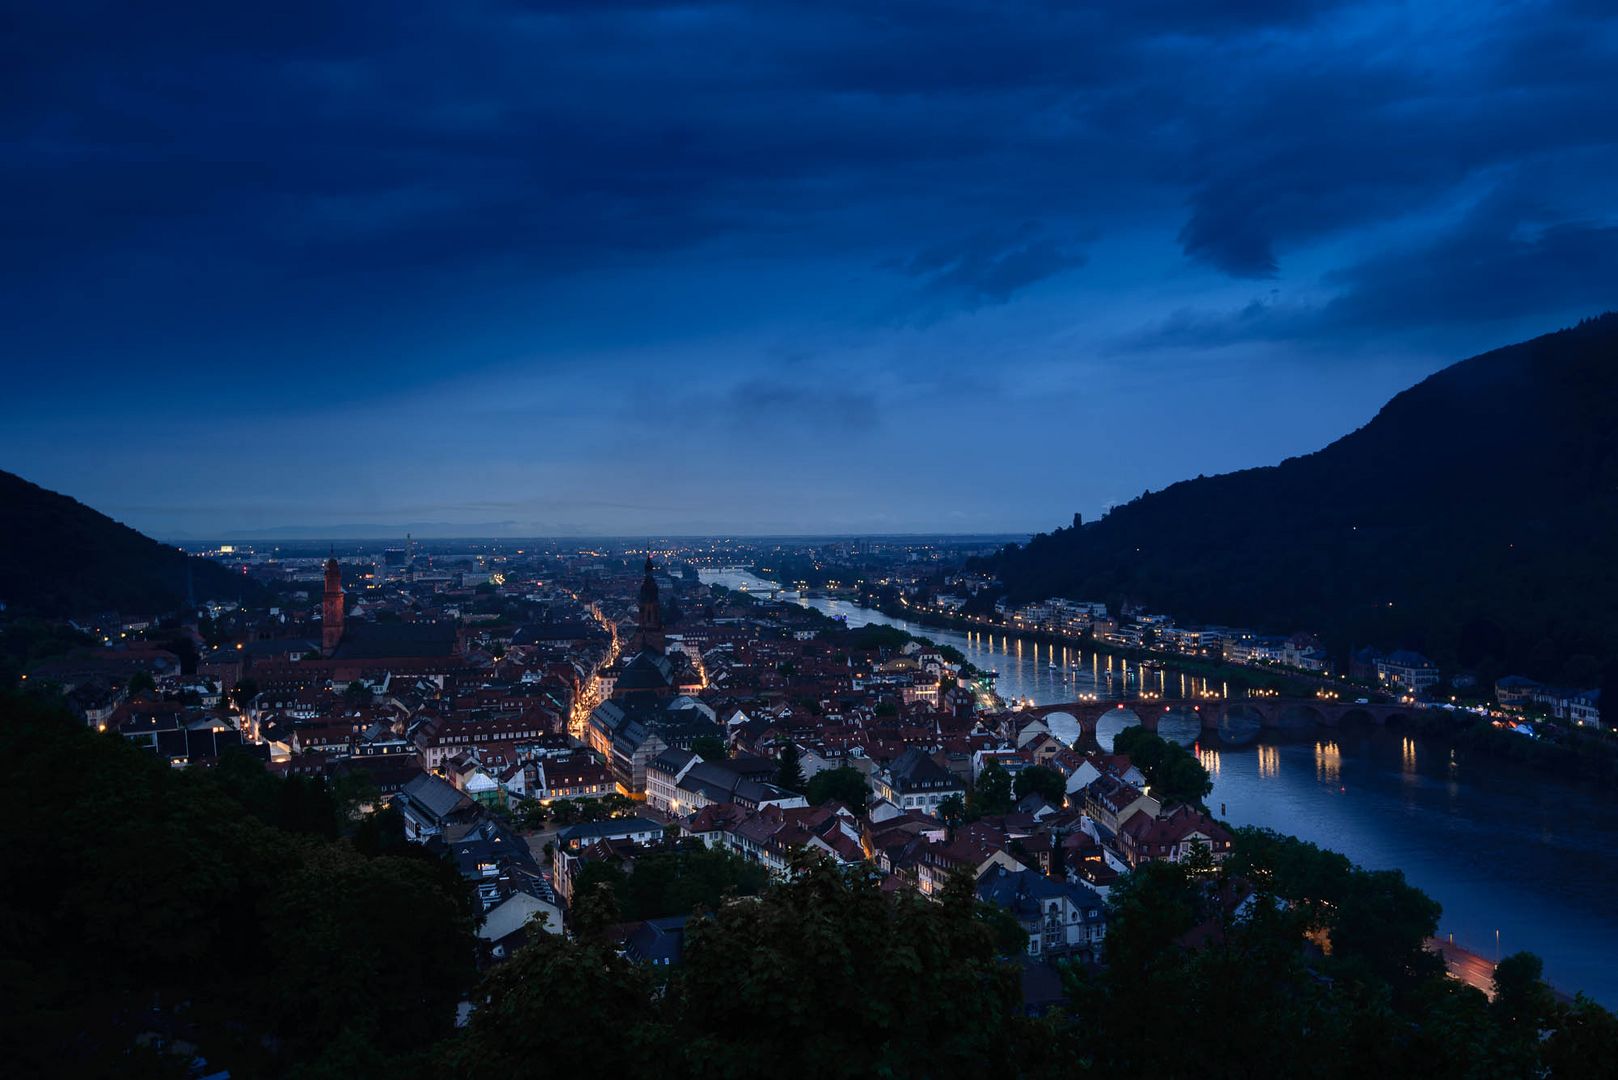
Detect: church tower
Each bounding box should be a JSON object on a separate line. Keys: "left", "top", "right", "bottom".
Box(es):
{"left": 634, "top": 556, "right": 664, "bottom": 654}
{"left": 321, "top": 555, "right": 345, "bottom": 657}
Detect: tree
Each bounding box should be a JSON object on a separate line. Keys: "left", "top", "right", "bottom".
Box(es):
{"left": 1544, "top": 995, "right": 1618, "bottom": 1080}
{"left": 330, "top": 767, "right": 381, "bottom": 823}
{"left": 969, "top": 760, "right": 1013, "bottom": 818}
{"left": 342, "top": 679, "right": 372, "bottom": 704}
{"left": 514, "top": 797, "right": 549, "bottom": 831}
{"left": 675, "top": 854, "right": 1031, "bottom": 1077}
{"left": 127, "top": 670, "right": 156, "bottom": 696}
{"left": 599, "top": 792, "right": 637, "bottom": 818}
{"left": 618, "top": 847, "right": 770, "bottom": 920}
{"left": 1491, "top": 951, "right": 1558, "bottom": 1074}
{"left": 442, "top": 933, "right": 667, "bottom": 1076}
{"left": 1012, "top": 764, "right": 1066, "bottom": 806}
{"left": 938, "top": 793, "right": 966, "bottom": 828}
{"left": 775, "top": 740, "right": 805, "bottom": 791}
{"left": 805, "top": 766, "right": 870, "bottom": 813}
{"left": 1100, "top": 859, "right": 1201, "bottom": 976}
{"left": 690, "top": 734, "right": 727, "bottom": 761}
{"left": 1230, "top": 827, "right": 1440, "bottom": 991}
{"left": 979, "top": 899, "right": 1030, "bottom": 956}
{"left": 1112, "top": 727, "right": 1210, "bottom": 808}
{"left": 264, "top": 843, "right": 477, "bottom": 1065}
{"left": 569, "top": 847, "right": 770, "bottom": 927}
{"left": 0, "top": 688, "right": 475, "bottom": 1078}
{"left": 1154, "top": 750, "right": 1213, "bottom": 807}
{"left": 569, "top": 879, "right": 623, "bottom": 945}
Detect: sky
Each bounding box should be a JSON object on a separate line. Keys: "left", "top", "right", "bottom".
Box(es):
{"left": 3, "top": 0, "right": 1616, "bottom": 538}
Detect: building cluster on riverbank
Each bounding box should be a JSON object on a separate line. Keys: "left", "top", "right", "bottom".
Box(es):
{"left": 712, "top": 540, "right": 1609, "bottom": 734}
{"left": 904, "top": 572, "right": 1608, "bottom": 732}
{"left": 27, "top": 541, "right": 1254, "bottom": 980}
{"left": 979, "top": 592, "right": 1343, "bottom": 680}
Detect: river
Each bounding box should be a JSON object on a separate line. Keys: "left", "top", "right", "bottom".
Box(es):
{"left": 700, "top": 568, "right": 1618, "bottom": 1005}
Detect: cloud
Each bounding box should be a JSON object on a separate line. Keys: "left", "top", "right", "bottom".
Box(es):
{"left": 5, "top": 0, "right": 1618, "bottom": 533}
{"left": 719, "top": 376, "right": 880, "bottom": 429}
{"left": 901, "top": 225, "right": 1089, "bottom": 308}
{"left": 5, "top": 1, "right": 1614, "bottom": 305}
{"left": 1134, "top": 183, "right": 1618, "bottom": 350}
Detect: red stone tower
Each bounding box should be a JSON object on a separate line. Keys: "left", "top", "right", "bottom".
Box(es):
{"left": 634, "top": 556, "right": 664, "bottom": 653}
{"left": 321, "top": 555, "right": 345, "bottom": 657}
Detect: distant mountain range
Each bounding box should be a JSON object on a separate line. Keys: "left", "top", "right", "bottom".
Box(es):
{"left": 982, "top": 315, "right": 1618, "bottom": 686}
{"left": 0, "top": 470, "right": 257, "bottom": 618}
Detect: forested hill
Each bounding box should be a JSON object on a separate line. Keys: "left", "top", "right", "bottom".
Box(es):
{"left": 984, "top": 314, "right": 1618, "bottom": 686}
{"left": 0, "top": 470, "right": 254, "bottom": 617}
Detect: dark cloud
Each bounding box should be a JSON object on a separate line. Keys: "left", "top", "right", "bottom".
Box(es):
{"left": 902, "top": 225, "right": 1088, "bottom": 307}
{"left": 5, "top": 1, "right": 1613, "bottom": 301}
{"left": 720, "top": 376, "right": 881, "bottom": 430}
{"left": 1136, "top": 185, "right": 1618, "bottom": 350}
{"left": 4, "top": 0, "right": 1618, "bottom": 532}
{"left": 1323, "top": 198, "right": 1618, "bottom": 330}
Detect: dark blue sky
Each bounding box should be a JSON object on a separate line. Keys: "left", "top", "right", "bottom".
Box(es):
{"left": 5, "top": 1, "right": 1616, "bottom": 537}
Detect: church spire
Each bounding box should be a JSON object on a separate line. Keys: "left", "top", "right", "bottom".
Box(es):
{"left": 634, "top": 556, "right": 665, "bottom": 653}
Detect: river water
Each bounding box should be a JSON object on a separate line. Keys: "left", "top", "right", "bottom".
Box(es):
{"left": 700, "top": 568, "right": 1618, "bottom": 1004}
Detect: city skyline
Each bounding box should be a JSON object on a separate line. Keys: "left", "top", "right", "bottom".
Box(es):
{"left": 5, "top": 1, "right": 1616, "bottom": 536}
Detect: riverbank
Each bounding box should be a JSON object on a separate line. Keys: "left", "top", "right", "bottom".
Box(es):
{"left": 701, "top": 567, "right": 1618, "bottom": 1005}
{"left": 864, "top": 598, "right": 1331, "bottom": 697}
{"left": 733, "top": 567, "right": 1618, "bottom": 787}
{"left": 901, "top": 600, "right": 1618, "bottom": 785}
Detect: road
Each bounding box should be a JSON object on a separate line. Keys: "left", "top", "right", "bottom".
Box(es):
{"left": 1429, "top": 937, "right": 1496, "bottom": 998}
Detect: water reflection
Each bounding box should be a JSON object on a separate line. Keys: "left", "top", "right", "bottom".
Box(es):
{"left": 1316, "top": 740, "right": 1342, "bottom": 784}
{"left": 698, "top": 568, "right": 1618, "bottom": 1006}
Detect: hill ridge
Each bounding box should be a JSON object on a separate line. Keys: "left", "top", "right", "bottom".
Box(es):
{"left": 0, "top": 469, "right": 255, "bottom": 617}
{"left": 983, "top": 314, "right": 1618, "bottom": 686}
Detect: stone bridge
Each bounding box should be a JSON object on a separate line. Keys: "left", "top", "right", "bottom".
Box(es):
{"left": 1005, "top": 697, "right": 1416, "bottom": 743}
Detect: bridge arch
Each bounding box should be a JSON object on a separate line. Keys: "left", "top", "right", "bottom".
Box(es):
{"left": 1039, "top": 710, "right": 1082, "bottom": 745}
{"left": 1338, "top": 707, "right": 1379, "bottom": 728}
{"left": 1156, "top": 703, "right": 1204, "bottom": 747}
{"left": 1095, "top": 706, "right": 1145, "bottom": 750}
{"left": 1219, "top": 702, "right": 1265, "bottom": 744}
{"left": 1275, "top": 702, "right": 1328, "bottom": 729}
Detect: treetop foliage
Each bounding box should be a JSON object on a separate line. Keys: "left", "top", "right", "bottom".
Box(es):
{"left": 7, "top": 687, "right": 1616, "bottom": 1079}
{"left": 1113, "top": 726, "right": 1213, "bottom": 807}
{"left": 0, "top": 689, "right": 475, "bottom": 1078}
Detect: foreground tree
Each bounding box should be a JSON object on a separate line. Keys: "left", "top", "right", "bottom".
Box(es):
{"left": 445, "top": 854, "right": 1044, "bottom": 1079}
{"left": 444, "top": 931, "right": 668, "bottom": 1076}
{"left": 676, "top": 856, "right": 1031, "bottom": 1078}
{"left": 0, "top": 689, "right": 476, "bottom": 1078}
